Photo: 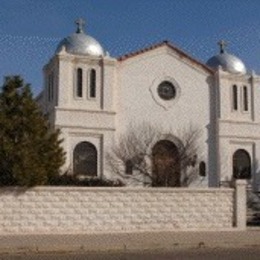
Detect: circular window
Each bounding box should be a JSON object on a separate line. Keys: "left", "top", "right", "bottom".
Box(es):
{"left": 157, "top": 81, "right": 176, "bottom": 100}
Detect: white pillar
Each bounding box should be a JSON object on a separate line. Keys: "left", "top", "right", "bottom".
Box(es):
{"left": 235, "top": 179, "right": 247, "bottom": 230}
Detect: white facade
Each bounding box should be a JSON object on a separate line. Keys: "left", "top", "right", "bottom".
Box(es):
{"left": 37, "top": 21, "right": 260, "bottom": 189}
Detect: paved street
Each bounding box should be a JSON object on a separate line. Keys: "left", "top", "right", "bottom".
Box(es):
{"left": 1, "top": 248, "right": 260, "bottom": 260}
{"left": 0, "top": 230, "right": 260, "bottom": 258}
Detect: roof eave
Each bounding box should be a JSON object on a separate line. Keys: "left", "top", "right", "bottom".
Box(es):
{"left": 117, "top": 41, "right": 214, "bottom": 75}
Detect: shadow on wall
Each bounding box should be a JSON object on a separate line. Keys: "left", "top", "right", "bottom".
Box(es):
{"left": 206, "top": 75, "right": 218, "bottom": 187}
{"left": 252, "top": 160, "right": 260, "bottom": 191}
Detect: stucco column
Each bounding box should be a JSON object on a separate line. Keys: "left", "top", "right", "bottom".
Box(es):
{"left": 234, "top": 179, "right": 247, "bottom": 230}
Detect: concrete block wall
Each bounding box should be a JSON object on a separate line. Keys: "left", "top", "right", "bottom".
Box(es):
{"left": 0, "top": 184, "right": 245, "bottom": 234}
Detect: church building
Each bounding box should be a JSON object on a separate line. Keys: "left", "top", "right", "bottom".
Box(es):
{"left": 37, "top": 19, "right": 260, "bottom": 189}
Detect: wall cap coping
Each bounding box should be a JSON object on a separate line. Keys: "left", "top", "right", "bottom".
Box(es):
{"left": 0, "top": 186, "right": 234, "bottom": 193}
{"left": 235, "top": 179, "right": 248, "bottom": 185}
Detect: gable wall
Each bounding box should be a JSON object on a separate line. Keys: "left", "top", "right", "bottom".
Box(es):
{"left": 115, "top": 47, "right": 215, "bottom": 183}
{"left": 116, "top": 47, "right": 212, "bottom": 131}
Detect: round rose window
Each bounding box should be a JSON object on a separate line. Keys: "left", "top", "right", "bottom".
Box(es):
{"left": 157, "top": 81, "right": 176, "bottom": 100}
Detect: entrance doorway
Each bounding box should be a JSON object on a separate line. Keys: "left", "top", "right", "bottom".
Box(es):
{"left": 152, "top": 140, "right": 180, "bottom": 187}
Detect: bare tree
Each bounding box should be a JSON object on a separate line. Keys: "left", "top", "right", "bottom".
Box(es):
{"left": 106, "top": 123, "right": 202, "bottom": 187}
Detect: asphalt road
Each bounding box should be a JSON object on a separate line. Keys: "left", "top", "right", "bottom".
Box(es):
{"left": 1, "top": 248, "right": 260, "bottom": 260}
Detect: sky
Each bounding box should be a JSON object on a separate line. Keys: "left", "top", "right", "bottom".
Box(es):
{"left": 0, "top": 0, "right": 260, "bottom": 95}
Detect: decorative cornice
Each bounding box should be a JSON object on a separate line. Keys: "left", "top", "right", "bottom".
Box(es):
{"left": 55, "top": 125, "right": 115, "bottom": 131}
{"left": 220, "top": 135, "right": 260, "bottom": 140}
{"left": 57, "top": 53, "right": 117, "bottom": 65}
{"left": 218, "top": 72, "right": 252, "bottom": 83}
{"left": 219, "top": 119, "right": 260, "bottom": 126}
{"left": 55, "top": 107, "right": 116, "bottom": 115}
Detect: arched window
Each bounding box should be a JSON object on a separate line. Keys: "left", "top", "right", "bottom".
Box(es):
{"left": 89, "top": 69, "right": 96, "bottom": 98}
{"left": 47, "top": 72, "right": 54, "bottom": 102}
{"left": 73, "top": 142, "right": 97, "bottom": 176}
{"left": 199, "top": 161, "right": 206, "bottom": 177}
{"left": 243, "top": 86, "right": 248, "bottom": 111}
{"left": 51, "top": 73, "right": 54, "bottom": 101}
{"left": 48, "top": 74, "right": 51, "bottom": 102}
{"left": 125, "top": 160, "right": 133, "bottom": 175}
{"left": 233, "top": 149, "right": 251, "bottom": 179}
{"left": 76, "top": 68, "right": 83, "bottom": 97}
{"left": 232, "top": 85, "right": 238, "bottom": 111}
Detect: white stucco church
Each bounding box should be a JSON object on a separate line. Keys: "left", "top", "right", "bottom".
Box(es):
{"left": 37, "top": 19, "right": 260, "bottom": 189}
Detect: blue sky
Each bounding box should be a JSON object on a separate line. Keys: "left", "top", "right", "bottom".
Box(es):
{"left": 0, "top": 0, "right": 260, "bottom": 95}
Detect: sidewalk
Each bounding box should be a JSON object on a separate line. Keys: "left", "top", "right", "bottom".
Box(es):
{"left": 0, "top": 229, "right": 260, "bottom": 254}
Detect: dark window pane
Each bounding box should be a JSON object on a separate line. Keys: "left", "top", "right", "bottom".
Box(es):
{"left": 243, "top": 86, "right": 248, "bottom": 111}
{"left": 48, "top": 73, "right": 54, "bottom": 102}
{"left": 233, "top": 85, "right": 238, "bottom": 110}
{"left": 77, "top": 68, "right": 83, "bottom": 97}
{"left": 157, "top": 81, "right": 176, "bottom": 100}
{"left": 199, "top": 161, "right": 206, "bottom": 177}
{"left": 48, "top": 75, "right": 51, "bottom": 102}
{"left": 90, "top": 69, "right": 96, "bottom": 98}
{"left": 125, "top": 160, "right": 133, "bottom": 175}
{"left": 51, "top": 73, "right": 54, "bottom": 101}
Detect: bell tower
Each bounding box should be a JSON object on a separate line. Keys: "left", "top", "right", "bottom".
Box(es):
{"left": 39, "top": 19, "right": 117, "bottom": 175}
{"left": 207, "top": 41, "right": 256, "bottom": 187}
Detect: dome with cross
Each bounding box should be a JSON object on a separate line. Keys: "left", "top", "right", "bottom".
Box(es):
{"left": 206, "top": 40, "right": 246, "bottom": 74}
{"left": 56, "top": 18, "right": 105, "bottom": 56}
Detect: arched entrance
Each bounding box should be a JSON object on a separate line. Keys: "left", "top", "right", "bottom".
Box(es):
{"left": 152, "top": 140, "right": 180, "bottom": 187}
{"left": 233, "top": 149, "right": 251, "bottom": 179}
{"left": 73, "top": 142, "right": 97, "bottom": 176}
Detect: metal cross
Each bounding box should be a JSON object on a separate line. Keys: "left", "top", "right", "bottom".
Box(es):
{"left": 218, "top": 40, "right": 227, "bottom": 54}
{"left": 75, "top": 18, "right": 85, "bottom": 33}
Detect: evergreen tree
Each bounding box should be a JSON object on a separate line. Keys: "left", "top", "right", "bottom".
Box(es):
{"left": 0, "top": 76, "right": 65, "bottom": 186}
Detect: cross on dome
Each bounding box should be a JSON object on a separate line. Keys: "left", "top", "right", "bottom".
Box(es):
{"left": 75, "top": 18, "right": 85, "bottom": 33}
{"left": 218, "top": 40, "right": 227, "bottom": 54}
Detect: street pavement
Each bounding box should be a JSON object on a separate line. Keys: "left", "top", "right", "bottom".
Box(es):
{"left": 0, "top": 229, "right": 260, "bottom": 256}
{"left": 1, "top": 248, "right": 260, "bottom": 260}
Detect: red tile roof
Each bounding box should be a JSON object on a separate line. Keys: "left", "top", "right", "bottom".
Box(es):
{"left": 117, "top": 40, "right": 214, "bottom": 74}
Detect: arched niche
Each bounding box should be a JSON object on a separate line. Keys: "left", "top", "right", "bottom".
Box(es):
{"left": 233, "top": 149, "right": 251, "bottom": 179}
{"left": 73, "top": 141, "right": 97, "bottom": 176}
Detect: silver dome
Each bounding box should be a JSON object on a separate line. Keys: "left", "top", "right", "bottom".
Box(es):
{"left": 206, "top": 40, "right": 246, "bottom": 74}
{"left": 56, "top": 18, "right": 105, "bottom": 56}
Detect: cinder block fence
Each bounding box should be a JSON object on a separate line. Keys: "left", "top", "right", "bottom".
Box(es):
{"left": 0, "top": 180, "right": 246, "bottom": 234}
